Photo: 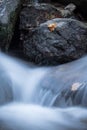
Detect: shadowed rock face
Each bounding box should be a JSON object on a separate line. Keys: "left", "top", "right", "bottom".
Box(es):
{"left": 20, "top": 3, "right": 62, "bottom": 30}
{"left": 0, "top": 0, "right": 21, "bottom": 51}
{"left": 19, "top": 18, "right": 87, "bottom": 65}
{"left": 51, "top": 0, "right": 87, "bottom": 20}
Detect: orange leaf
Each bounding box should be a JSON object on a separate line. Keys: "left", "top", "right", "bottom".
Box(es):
{"left": 48, "top": 23, "right": 57, "bottom": 32}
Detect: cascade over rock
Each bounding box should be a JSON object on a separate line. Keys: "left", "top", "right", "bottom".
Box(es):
{"left": 36, "top": 56, "right": 87, "bottom": 107}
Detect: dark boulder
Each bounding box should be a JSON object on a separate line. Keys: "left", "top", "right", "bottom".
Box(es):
{"left": 20, "top": 3, "right": 76, "bottom": 30}
{"left": 0, "top": 0, "right": 21, "bottom": 51}
{"left": 20, "top": 18, "right": 87, "bottom": 65}
{"left": 20, "top": 3, "right": 62, "bottom": 30}
{"left": 9, "top": 3, "right": 77, "bottom": 58}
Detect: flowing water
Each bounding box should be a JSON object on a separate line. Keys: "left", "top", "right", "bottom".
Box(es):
{"left": 0, "top": 53, "right": 87, "bottom": 130}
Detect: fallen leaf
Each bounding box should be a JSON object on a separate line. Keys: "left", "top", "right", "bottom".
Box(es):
{"left": 48, "top": 23, "right": 57, "bottom": 32}
{"left": 71, "top": 82, "right": 82, "bottom": 91}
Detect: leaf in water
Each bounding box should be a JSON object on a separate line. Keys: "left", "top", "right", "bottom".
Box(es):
{"left": 71, "top": 82, "right": 82, "bottom": 91}
{"left": 48, "top": 23, "right": 57, "bottom": 32}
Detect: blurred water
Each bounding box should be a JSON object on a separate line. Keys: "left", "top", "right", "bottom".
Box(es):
{"left": 0, "top": 103, "right": 87, "bottom": 130}
{"left": 0, "top": 53, "right": 87, "bottom": 130}
{"left": 0, "top": 53, "right": 47, "bottom": 103}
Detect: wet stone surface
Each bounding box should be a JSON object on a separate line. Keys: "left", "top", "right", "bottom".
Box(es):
{"left": 0, "top": 0, "right": 21, "bottom": 51}
{"left": 19, "top": 18, "right": 87, "bottom": 65}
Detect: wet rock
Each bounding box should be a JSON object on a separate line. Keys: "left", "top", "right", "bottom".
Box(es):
{"left": 9, "top": 3, "right": 77, "bottom": 58}
{"left": 0, "top": 0, "right": 21, "bottom": 51}
{"left": 20, "top": 3, "right": 76, "bottom": 29}
{"left": 20, "top": 3, "right": 63, "bottom": 30}
{"left": 20, "top": 18, "right": 87, "bottom": 65}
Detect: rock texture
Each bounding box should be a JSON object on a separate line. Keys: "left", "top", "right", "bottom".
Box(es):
{"left": 20, "top": 3, "right": 76, "bottom": 29}
{"left": 0, "top": 0, "right": 21, "bottom": 51}
{"left": 20, "top": 18, "right": 87, "bottom": 65}
{"left": 20, "top": 3, "right": 62, "bottom": 30}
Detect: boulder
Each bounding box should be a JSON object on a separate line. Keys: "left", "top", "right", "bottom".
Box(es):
{"left": 9, "top": 3, "right": 77, "bottom": 57}
{"left": 20, "top": 3, "right": 76, "bottom": 30}
{"left": 20, "top": 18, "right": 87, "bottom": 65}
{"left": 0, "top": 0, "right": 21, "bottom": 51}
{"left": 20, "top": 3, "right": 63, "bottom": 30}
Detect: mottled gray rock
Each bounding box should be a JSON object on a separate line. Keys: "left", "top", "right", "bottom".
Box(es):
{"left": 20, "top": 3, "right": 63, "bottom": 30}
{"left": 9, "top": 3, "right": 77, "bottom": 57}
{"left": 20, "top": 18, "right": 87, "bottom": 65}
{"left": 0, "top": 0, "right": 21, "bottom": 51}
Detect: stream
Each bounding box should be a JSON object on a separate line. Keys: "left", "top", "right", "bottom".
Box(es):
{"left": 0, "top": 0, "right": 87, "bottom": 130}
{"left": 0, "top": 53, "right": 87, "bottom": 130}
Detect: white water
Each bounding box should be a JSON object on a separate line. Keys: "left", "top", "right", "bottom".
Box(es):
{"left": 0, "top": 103, "right": 87, "bottom": 130}
{"left": 0, "top": 53, "right": 47, "bottom": 103}
{"left": 0, "top": 53, "right": 87, "bottom": 130}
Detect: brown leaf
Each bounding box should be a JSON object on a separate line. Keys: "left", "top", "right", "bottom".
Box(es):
{"left": 48, "top": 23, "right": 57, "bottom": 32}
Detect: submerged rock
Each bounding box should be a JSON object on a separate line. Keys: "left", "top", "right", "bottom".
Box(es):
{"left": 20, "top": 18, "right": 87, "bottom": 65}
{"left": 53, "top": 82, "right": 87, "bottom": 107}
{"left": 37, "top": 56, "right": 87, "bottom": 107}
{"left": 0, "top": 0, "right": 21, "bottom": 51}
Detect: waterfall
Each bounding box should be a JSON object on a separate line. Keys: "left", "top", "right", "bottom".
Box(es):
{"left": 0, "top": 53, "right": 87, "bottom": 106}
{"left": 0, "top": 52, "right": 87, "bottom": 130}
{"left": 0, "top": 53, "right": 47, "bottom": 103}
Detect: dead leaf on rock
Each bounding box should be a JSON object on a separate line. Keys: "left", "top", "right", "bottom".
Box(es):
{"left": 48, "top": 23, "right": 57, "bottom": 32}
{"left": 71, "top": 82, "right": 82, "bottom": 92}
